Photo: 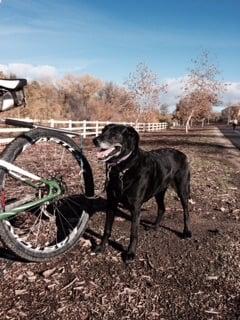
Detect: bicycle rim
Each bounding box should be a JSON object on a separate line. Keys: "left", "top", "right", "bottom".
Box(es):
{"left": 0, "top": 130, "right": 92, "bottom": 261}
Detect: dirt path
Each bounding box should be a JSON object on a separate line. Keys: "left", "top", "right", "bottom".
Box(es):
{"left": 213, "top": 125, "right": 240, "bottom": 169}
{"left": 0, "top": 126, "right": 239, "bottom": 320}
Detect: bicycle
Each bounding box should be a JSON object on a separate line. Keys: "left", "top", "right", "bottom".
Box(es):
{"left": 0, "top": 78, "right": 94, "bottom": 262}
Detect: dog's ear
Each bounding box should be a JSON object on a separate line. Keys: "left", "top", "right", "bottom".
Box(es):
{"left": 126, "top": 126, "right": 139, "bottom": 147}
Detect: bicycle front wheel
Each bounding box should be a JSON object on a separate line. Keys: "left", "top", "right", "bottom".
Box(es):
{"left": 0, "top": 129, "right": 94, "bottom": 262}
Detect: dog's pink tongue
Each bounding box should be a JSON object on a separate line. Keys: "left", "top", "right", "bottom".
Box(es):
{"left": 97, "top": 147, "right": 115, "bottom": 159}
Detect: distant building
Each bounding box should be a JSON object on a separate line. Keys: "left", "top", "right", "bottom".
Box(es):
{"left": 221, "top": 105, "right": 240, "bottom": 123}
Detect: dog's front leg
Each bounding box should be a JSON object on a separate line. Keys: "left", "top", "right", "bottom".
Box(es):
{"left": 124, "top": 206, "right": 141, "bottom": 263}
{"left": 94, "top": 204, "right": 116, "bottom": 254}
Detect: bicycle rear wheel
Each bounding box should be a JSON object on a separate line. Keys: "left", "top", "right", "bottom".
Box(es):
{"left": 0, "top": 129, "right": 94, "bottom": 262}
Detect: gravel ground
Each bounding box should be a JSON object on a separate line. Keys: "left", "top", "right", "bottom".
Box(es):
{"left": 0, "top": 125, "right": 239, "bottom": 320}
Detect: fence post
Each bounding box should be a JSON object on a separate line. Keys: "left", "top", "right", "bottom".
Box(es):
{"left": 68, "top": 120, "right": 72, "bottom": 130}
{"left": 82, "top": 120, "right": 87, "bottom": 138}
{"left": 50, "top": 119, "right": 54, "bottom": 128}
{"left": 95, "top": 121, "right": 99, "bottom": 136}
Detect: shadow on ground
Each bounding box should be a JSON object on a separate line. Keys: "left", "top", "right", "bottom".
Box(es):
{"left": 0, "top": 194, "right": 185, "bottom": 262}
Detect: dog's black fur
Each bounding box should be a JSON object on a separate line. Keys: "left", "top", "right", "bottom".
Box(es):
{"left": 93, "top": 124, "right": 191, "bottom": 263}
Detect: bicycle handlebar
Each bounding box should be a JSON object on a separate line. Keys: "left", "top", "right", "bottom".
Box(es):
{"left": 2, "top": 118, "right": 83, "bottom": 137}
{"left": 4, "top": 118, "right": 34, "bottom": 128}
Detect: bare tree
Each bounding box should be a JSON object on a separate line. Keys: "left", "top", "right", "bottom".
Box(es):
{"left": 0, "top": 68, "right": 168, "bottom": 122}
{"left": 94, "top": 82, "right": 136, "bottom": 121}
{"left": 178, "top": 51, "right": 226, "bottom": 133}
{"left": 124, "top": 63, "right": 167, "bottom": 118}
{"left": 61, "top": 74, "right": 103, "bottom": 119}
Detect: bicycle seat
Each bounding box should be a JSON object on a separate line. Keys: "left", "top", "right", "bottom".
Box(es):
{"left": 0, "top": 79, "right": 27, "bottom": 91}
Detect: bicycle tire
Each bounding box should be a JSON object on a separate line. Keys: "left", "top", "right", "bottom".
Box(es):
{"left": 0, "top": 128, "right": 94, "bottom": 262}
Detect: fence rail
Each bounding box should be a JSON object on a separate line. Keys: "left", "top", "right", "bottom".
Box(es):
{"left": 0, "top": 119, "right": 168, "bottom": 145}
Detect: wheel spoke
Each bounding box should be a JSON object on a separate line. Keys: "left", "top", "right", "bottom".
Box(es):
{"left": 52, "top": 203, "right": 75, "bottom": 230}
{"left": 53, "top": 204, "right": 67, "bottom": 244}
{"left": 34, "top": 209, "right": 43, "bottom": 247}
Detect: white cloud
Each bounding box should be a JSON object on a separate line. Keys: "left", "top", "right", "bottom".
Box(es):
{"left": 222, "top": 82, "right": 240, "bottom": 105}
{"left": 0, "top": 63, "right": 59, "bottom": 82}
{"left": 160, "top": 77, "right": 186, "bottom": 111}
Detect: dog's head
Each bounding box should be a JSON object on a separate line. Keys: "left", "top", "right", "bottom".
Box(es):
{"left": 93, "top": 124, "right": 139, "bottom": 164}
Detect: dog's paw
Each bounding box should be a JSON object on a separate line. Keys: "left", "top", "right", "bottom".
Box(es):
{"left": 122, "top": 252, "right": 135, "bottom": 264}
{"left": 182, "top": 230, "right": 192, "bottom": 239}
{"left": 93, "top": 244, "right": 105, "bottom": 254}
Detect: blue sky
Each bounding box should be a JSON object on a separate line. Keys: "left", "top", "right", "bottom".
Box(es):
{"left": 0, "top": 0, "right": 240, "bottom": 107}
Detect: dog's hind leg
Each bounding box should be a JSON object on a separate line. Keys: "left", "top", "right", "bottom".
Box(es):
{"left": 174, "top": 171, "right": 192, "bottom": 239}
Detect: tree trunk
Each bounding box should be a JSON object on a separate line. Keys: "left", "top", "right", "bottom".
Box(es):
{"left": 185, "top": 110, "right": 194, "bottom": 134}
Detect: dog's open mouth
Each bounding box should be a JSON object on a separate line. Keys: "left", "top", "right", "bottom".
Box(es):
{"left": 96, "top": 144, "right": 122, "bottom": 161}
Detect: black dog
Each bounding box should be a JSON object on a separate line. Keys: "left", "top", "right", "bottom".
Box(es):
{"left": 93, "top": 124, "right": 191, "bottom": 263}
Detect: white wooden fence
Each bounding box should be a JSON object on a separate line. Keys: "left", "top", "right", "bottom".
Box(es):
{"left": 0, "top": 119, "right": 168, "bottom": 145}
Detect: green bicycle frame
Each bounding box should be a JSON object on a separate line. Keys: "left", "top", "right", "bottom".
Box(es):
{"left": 0, "top": 159, "right": 63, "bottom": 220}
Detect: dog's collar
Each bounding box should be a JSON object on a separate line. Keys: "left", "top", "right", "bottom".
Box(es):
{"left": 105, "top": 151, "right": 133, "bottom": 192}
{"left": 105, "top": 165, "right": 129, "bottom": 193}
{"left": 107, "top": 151, "right": 132, "bottom": 167}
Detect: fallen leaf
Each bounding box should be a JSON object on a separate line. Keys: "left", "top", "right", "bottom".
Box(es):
{"left": 15, "top": 289, "right": 27, "bottom": 295}
{"left": 206, "top": 275, "right": 219, "bottom": 280}
{"left": 42, "top": 267, "right": 56, "bottom": 278}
